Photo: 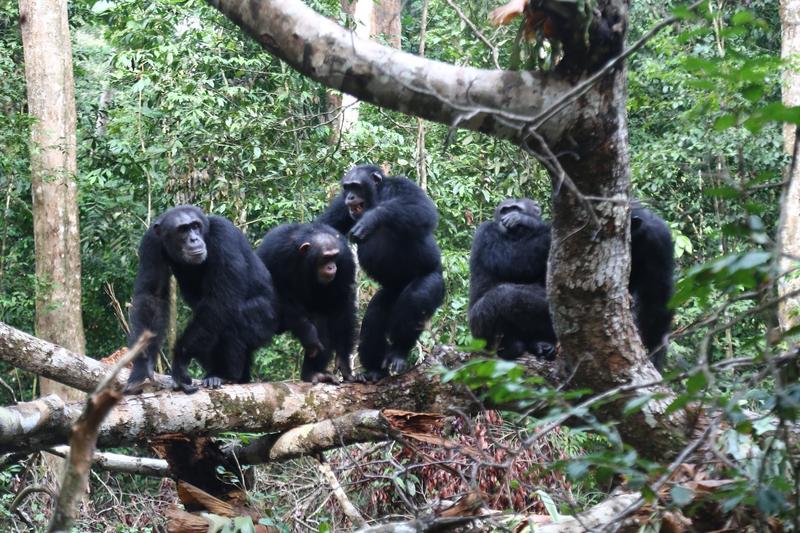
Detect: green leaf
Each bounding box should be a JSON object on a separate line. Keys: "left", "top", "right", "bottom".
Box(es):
{"left": 670, "top": 485, "right": 695, "bottom": 507}
{"left": 623, "top": 394, "right": 653, "bottom": 416}
{"left": 536, "top": 490, "right": 562, "bottom": 521}
{"left": 686, "top": 372, "right": 707, "bottom": 394}
{"left": 566, "top": 461, "right": 589, "bottom": 480}
{"left": 713, "top": 114, "right": 737, "bottom": 131}
{"left": 740, "top": 84, "right": 764, "bottom": 103}
{"left": 666, "top": 393, "right": 692, "bottom": 415}
{"left": 756, "top": 487, "right": 786, "bottom": 515}
{"left": 731, "top": 11, "right": 755, "bottom": 26}
{"left": 233, "top": 516, "right": 256, "bottom": 533}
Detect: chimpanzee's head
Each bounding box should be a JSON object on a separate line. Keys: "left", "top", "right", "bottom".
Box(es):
{"left": 299, "top": 229, "right": 341, "bottom": 285}
{"left": 154, "top": 205, "right": 209, "bottom": 265}
{"left": 341, "top": 164, "right": 384, "bottom": 220}
{"left": 494, "top": 198, "right": 542, "bottom": 223}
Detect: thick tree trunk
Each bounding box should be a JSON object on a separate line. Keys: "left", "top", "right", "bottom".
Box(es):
{"left": 543, "top": 2, "right": 689, "bottom": 459}
{"left": 778, "top": 0, "right": 800, "bottom": 362}
{"left": 18, "top": 0, "right": 87, "bottom": 478}
{"left": 19, "top": 0, "right": 85, "bottom": 359}
{"left": 0, "top": 369, "right": 459, "bottom": 453}
{"left": 371, "top": 0, "right": 401, "bottom": 48}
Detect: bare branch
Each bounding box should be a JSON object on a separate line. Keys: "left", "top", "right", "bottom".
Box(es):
{"left": 48, "top": 446, "right": 168, "bottom": 477}
{"left": 0, "top": 321, "right": 172, "bottom": 392}
{"left": 47, "top": 332, "right": 152, "bottom": 533}
{"left": 231, "top": 410, "right": 389, "bottom": 464}
{"left": 318, "top": 456, "right": 366, "bottom": 528}
{"left": 204, "top": 0, "right": 573, "bottom": 144}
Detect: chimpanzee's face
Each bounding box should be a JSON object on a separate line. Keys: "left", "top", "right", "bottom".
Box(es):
{"left": 300, "top": 232, "right": 340, "bottom": 285}
{"left": 156, "top": 207, "right": 209, "bottom": 265}
{"left": 342, "top": 165, "right": 383, "bottom": 220}
{"left": 494, "top": 198, "right": 541, "bottom": 222}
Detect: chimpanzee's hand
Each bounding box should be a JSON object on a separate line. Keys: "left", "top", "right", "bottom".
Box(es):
{"left": 350, "top": 217, "right": 373, "bottom": 242}
{"left": 500, "top": 211, "right": 525, "bottom": 231}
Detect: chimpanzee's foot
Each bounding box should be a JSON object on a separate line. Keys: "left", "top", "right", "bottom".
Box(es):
{"left": 202, "top": 375, "right": 224, "bottom": 389}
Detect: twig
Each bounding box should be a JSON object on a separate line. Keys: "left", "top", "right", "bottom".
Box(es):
{"left": 318, "top": 454, "right": 366, "bottom": 527}
{"left": 11, "top": 485, "right": 55, "bottom": 529}
{"left": 103, "top": 282, "right": 129, "bottom": 337}
{"left": 46, "top": 331, "right": 153, "bottom": 533}
{"left": 443, "top": 0, "right": 501, "bottom": 69}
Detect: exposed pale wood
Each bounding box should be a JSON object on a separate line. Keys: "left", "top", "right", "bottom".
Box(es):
{"left": 47, "top": 334, "right": 150, "bottom": 532}
{"left": 0, "top": 321, "right": 172, "bottom": 393}
{"left": 204, "top": 0, "right": 575, "bottom": 145}
{"left": 778, "top": 0, "right": 800, "bottom": 337}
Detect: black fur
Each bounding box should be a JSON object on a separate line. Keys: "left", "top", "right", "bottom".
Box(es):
{"left": 468, "top": 198, "right": 555, "bottom": 359}
{"left": 319, "top": 164, "right": 445, "bottom": 381}
{"left": 630, "top": 205, "right": 674, "bottom": 370}
{"left": 256, "top": 223, "right": 357, "bottom": 383}
{"left": 125, "top": 205, "right": 277, "bottom": 394}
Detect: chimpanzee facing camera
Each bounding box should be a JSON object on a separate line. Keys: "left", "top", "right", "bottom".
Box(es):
{"left": 125, "top": 205, "right": 277, "bottom": 394}
{"left": 468, "top": 198, "right": 556, "bottom": 360}
{"left": 257, "top": 222, "right": 357, "bottom": 383}
{"left": 319, "top": 164, "right": 445, "bottom": 382}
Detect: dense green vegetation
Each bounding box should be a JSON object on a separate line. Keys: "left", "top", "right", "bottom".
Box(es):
{"left": 1, "top": 0, "right": 797, "bottom": 530}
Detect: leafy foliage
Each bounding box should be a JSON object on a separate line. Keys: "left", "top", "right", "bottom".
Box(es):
{"left": 1, "top": 0, "right": 799, "bottom": 530}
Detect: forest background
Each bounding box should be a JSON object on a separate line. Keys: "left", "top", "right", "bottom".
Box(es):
{"left": 0, "top": 0, "right": 795, "bottom": 531}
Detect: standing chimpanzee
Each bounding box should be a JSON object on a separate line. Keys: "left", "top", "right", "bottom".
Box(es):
{"left": 256, "top": 223, "right": 357, "bottom": 383}
{"left": 468, "top": 198, "right": 556, "bottom": 360}
{"left": 319, "top": 164, "right": 445, "bottom": 382}
{"left": 125, "top": 205, "right": 277, "bottom": 394}
{"left": 630, "top": 204, "right": 674, "bottom": 370}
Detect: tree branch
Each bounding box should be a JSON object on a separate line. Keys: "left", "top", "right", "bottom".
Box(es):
{"left": 0, "top": 335, "right": 561, "bottom": 454}
{"left": 48, "top": 446, "right": 168, "bottom": 477}
{"left": 204, "top": 0, "right": 575, "bottom": 144}
{"left": 47, "top": 332, "right": 153, "bottom": 533}
{"left": 230, "top": 409, "right": 389, "bottom": 464}
{"left": 0, "top": 321, "right": 172, "bottom": 392}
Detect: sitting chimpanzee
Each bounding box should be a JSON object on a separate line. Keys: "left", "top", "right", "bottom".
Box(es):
{"left": 630, "top": 204, "right": 674, "bottom": 370}
{"left": 125, "top": 205, "right": 277, "bottom": 394}
{"left": 468, "top": 198, "right": 556, "bottom": 360}
{"left": 319, "top": 164, "right": 445, "bottom": 381}
{"left": 256, "top": 223, "right": 357, "bottom": 383}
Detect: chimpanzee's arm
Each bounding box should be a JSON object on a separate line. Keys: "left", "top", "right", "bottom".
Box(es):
{"left": 282, "top": 299, "right": 323, "bottom": 357}
{"left": 351, "top": 179, "right": 437, "bottom": 241}
{"left": 125, "top": 230, "right": 171, "bottom": 393}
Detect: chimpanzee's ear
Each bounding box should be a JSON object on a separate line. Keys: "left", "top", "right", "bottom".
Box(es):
{"left": 299, "top": 242, "right": 311, "bottom": 254}
{"left": 631, "top": 216, "right": 643, "bottom": 231}
{"left": 371, "top": 171, "right": 383, "bottom": 184}
{"left": 153, "top": 223, "right": 162, "bottom": 238}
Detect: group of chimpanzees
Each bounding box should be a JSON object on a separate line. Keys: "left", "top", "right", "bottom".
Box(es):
{"left": 468, "top": 199, "right": 674, "bottom": 370}
{"left": 124, "top": 164, "right": 674, "bottom": 394}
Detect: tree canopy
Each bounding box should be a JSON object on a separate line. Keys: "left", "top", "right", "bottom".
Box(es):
{"left": 0, "top": 0, "right": 798, "bottom": 531}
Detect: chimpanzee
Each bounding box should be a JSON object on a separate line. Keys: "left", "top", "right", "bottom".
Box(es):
{"left": 318, "top": 164, "right": 445, "bottom": 382}
{"left": 630, "top": 205, "right": 674, "bottom": 370}
{"left": 256, "top": 223, "right": 357, "bottom": 383}
{"left": 468, "top": 198, "right": 556, "bottom": 360}
{"left": 125, "top": 205, "right": 277, "bottom": 394}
